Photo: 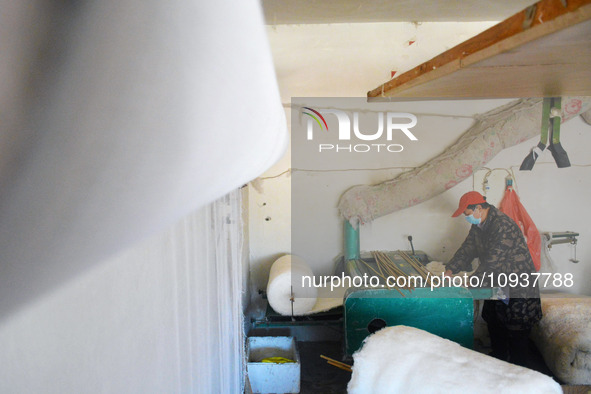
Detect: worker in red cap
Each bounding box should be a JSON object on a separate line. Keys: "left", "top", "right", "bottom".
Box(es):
{"left": 445, "top": 191, "right": 542, "bottom": 368}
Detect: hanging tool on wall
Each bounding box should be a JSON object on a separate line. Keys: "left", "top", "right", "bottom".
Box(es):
{"left": 520, "top": 97, "right": 571, "bottom": 170}
{"left": 542, "top": 231, "right": 579, "bottom": 264}
{"left": 548, "top": 97, "right": 571, "bottom": 167}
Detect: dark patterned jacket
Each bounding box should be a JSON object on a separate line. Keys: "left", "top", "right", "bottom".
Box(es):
{"left": 446, "top": 206, "right": 542, "bottom": 329}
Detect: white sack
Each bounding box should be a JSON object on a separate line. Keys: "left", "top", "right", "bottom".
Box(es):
{"left": 531, "top": 293, "right": 591, "bottom": 385}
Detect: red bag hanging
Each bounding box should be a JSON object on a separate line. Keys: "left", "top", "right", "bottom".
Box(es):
{"left": 499, "top": 187, "right": 541, "bottom": 271}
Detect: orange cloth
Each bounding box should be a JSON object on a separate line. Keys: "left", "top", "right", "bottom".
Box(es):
{"left": 499, "top": 188, "right": 541, "bottom": 271}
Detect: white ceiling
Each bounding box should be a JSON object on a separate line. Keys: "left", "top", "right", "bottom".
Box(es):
{"left": 266, "top": 22, "right": 498, "bottom": 101}
{"left": 262, "top": 0, "right": 538, "bottom": 24}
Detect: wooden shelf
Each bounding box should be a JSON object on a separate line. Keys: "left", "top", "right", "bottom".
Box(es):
{"left": 368, "top": 0, "right": 591, "bottom": 99}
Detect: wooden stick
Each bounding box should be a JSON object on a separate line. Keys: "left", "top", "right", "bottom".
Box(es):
{"left": 320, "top": 355, "right": 349, "bottom": 367}
{"left": 406, "top": 252, "right": 433, "bottom": 285}
{"left": 327, "top": 361, "right": 352, "bottom": 372}
{"left": 359, "top": 259, "right": 405, "bottom": 296}
{"left": 358, "top": 259, "right": 386, "bottom": 282}
{"left": 377, "top": 251, "right": 414, "bottom": 290}
{"left": 399, "top": 250, "right": 429, "bottom": 280}
{"left": 408, "top": 253, "right": 429, "bottom": 276}
{"left": 376, "top": 252, "right": 406, "bottom": 277}
{"left": 372, "top": 253, "right": 387, "bottom": 273}
{"left": 383, "top": 259, "right": 411, "bottom": 291}
{"left": 373, "top": 253, "right": 400, "bottom": 279}
{"left": 321, "top": 355, "right": 352, "bottom": 372}
{"left": 372, "top": 252, "right": 386, "bottom": 278}
{"left": 373, "top": 255, "right": 406, "bottom": 295}
{"left": 386, "top": 253, "right": 410, "bottom": 277}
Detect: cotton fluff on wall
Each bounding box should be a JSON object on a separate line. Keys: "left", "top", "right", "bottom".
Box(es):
{"left": 338, "top": 97, "right": 591, "bottom": 225}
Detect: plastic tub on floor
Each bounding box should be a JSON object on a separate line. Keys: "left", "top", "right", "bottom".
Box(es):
{"left": 247, "top": 336, "right": 300, "bottom": 394}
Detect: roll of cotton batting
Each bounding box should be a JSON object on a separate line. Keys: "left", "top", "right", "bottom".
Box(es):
{"left": 266, "top": 255, "right": 318, "bottom": 316}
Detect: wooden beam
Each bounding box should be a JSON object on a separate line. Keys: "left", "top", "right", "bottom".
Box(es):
{"left": 367, "top": 0, "right": 591, "bottom": 98}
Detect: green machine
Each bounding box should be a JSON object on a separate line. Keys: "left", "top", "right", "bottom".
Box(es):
{"left": 343, "top": 286, "right": 499, "bottom": 355}
{"left": 251, "top": 222, "right": 500, "bottom": 356}
{"left": 342, "top": 221, "right": 499, "bottom": 356}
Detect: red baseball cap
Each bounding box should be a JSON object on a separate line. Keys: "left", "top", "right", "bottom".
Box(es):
{"left": 452, "top": 191, "right": 487, "bottom": 217}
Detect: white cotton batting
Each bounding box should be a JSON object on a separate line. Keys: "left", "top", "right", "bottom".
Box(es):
{"left": 266, "top": 255, "right": 318, "bottom": 315}
{"left": 348, "top": 325, "right": 561, "bottom": 394}
{"left": 531, "top": 293, "right": 591, "bottom": 385}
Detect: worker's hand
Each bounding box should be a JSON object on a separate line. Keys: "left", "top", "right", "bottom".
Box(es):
{"left": 444, "top": 269, "right": 453, "bottom": 277}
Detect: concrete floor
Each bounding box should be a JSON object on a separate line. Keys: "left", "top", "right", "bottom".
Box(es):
{"left": 298, "top": 341, "right": 351, "bottom": 394}
{"left": 296, "top": 337, "right": 560, "bottom": 394}
{"left": 246, "top": 337, "right": 581, "bottom": 393}
{"left": 247, "top": 304, "right": 571, "bottom": 393}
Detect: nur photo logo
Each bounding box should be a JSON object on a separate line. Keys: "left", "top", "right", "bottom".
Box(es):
{"left": 301, "top": 107, "right": 418, "bottom": 153}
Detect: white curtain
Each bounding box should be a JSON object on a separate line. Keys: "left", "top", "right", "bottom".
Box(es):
{"left": 0, "top": 0, "right": 285, "bottom": 392}
{"left": 169, "top": 190, "right": 247, "bottom": 393}
{"left": 191, "top": 190, "right": 246, "bottom": 393}
{"left": 0, "top": 189, "right": 247, "bottom": 393}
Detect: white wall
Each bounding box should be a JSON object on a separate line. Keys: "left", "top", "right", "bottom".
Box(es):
{"left": 249, "top": 101, "right": 591, "bottom": 298}
{"left": 478, "top": 115, "right": 591, "bottom": 294}
{"left": 249, "top": 21, "right": 591, "bottom": 301}
{"left": 249, "top": 22, "right": 496, "bottom": 300}
{"left": 0, "top": 191, "right": 247, "bottom": 394}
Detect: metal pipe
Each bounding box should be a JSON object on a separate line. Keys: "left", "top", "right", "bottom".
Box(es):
{"left": 344, "top": 219, "right": 360, "bottom": 261}
{"left": 548, "top": 238, "right": 576, "bottom": 246}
